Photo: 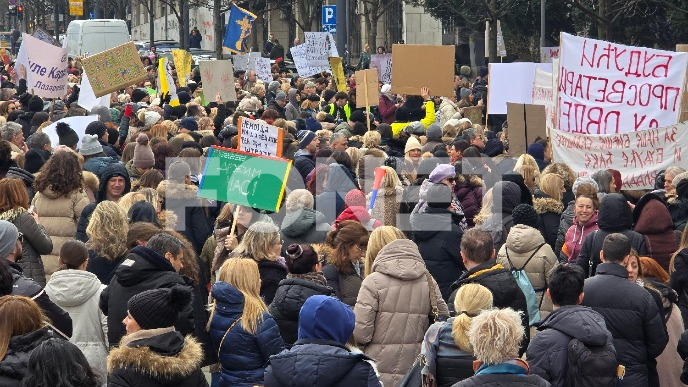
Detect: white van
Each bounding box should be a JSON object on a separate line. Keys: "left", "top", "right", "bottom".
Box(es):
{"left": 64, "top": 19, "right": 130, "bottom": 57}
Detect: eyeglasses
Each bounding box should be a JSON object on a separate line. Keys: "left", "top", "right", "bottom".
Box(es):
{"left": 355, "top": 245, "right": 367, "bottom": 253}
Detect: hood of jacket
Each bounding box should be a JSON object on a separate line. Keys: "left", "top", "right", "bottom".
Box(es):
{"left": 597, "top": 193, "right": 632, "bottom": 231}
{"left": 282, "top": 208, "right": 327, "bottom": 237}
{"left": 532, "top": 195, "right": 564, "bottom": 215}
{"left": 115, "top": 246, "right": 177, "bottom": 287}
{"left": 211, "top": 281, "right": 244, "bottom": 316}
{"left": 633, "top": 193, "right": 673, "bottom": 235}
{"left": 335, "top": 206, "right": 373, "bottom": 228}
{"left": 107, "top": 330, "right": 203, "bottom": 382}
{"left": 538, "top": 305, "right": 610, "bottom": 346}
{"left": 97, "top": 162, "right": 131, "bottom": 202}
{"left": 124, "top": 159, "right": 143, "bottom": 179}
{"left": 157, "top": 180, "right": 199, "bottom": 200}
{"left": 45, "top": 270, "right": 103, "bottom": 307}
{"left": 325, "top": 164, "right": 357, "bottom": 192}
{"left": 371, "top": 239, "right": 426, "bottom": 280}
{"left": 411, "top": 207, "right": 458, "bottom": 241}
{"left": 493, "top": 181, "right": 521, "bottom": 214}
{"left": 0, "top": 327, "right": 53, "bottom": 379}
{"left": 298, "top": 295, "right": 355, "bottom": 344}
{"left": 505, "top": 224, "right": 547, "bottom": 254}
{"left": 287, "top": 88, "right": 299, "bottom": 105}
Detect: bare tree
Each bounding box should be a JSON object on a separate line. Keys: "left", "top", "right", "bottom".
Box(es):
{"left": 361, "top": 0, "right": 403, "bottom": 52}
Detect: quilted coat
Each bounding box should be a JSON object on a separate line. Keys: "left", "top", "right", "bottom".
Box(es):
{"left": 0, "top": 208, "right": 53, "bottom": 286}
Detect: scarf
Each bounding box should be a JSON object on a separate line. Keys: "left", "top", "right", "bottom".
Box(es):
{"left": 0, "top": 208, "right": 25, "bottom": 223}
{"left": 474, "top": 358, "right": 530, "bottom": 376}
{"left": 287, "top": 271, "right": 328, "bottom": 286}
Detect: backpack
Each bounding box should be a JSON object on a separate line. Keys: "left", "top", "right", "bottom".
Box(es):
{"left": 564, "top": 337, "right": 619, "bottom": 387}
{"left": 504, "top": 243, "right": 544, "bottom": 326}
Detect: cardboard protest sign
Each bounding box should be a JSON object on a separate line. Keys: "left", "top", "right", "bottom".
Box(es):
{"left": 370, "top": 53, "right": 392, "bottom": 84}
{"left": 329, "top": 57, "right": 347, "bottom": 92}
{"left": 198, "top": 146, "right": 292, "bottom": 212}
{"left": 390, "top": 45, "right": 454, "bottom": 97}
{"left": 304, "top": 32, "right": 338, "bottom": 66}
{"left": 78, "top": 71, "right": 111, "bottom": 111}
{"left": 487, "top": 62, "right": 552, "bottom": 115}
{"left": 552, "top": 122, "right": 688, "bottom": 189}
{"left": 16, "top": 33, "right": 69, "bottom": 99}
{"left": 199, "top": 60, "right": 237, "bottom": 102}
{"left": 81, "top": 42, "right": 147, "bottom": 97}
{"left": 463, "top": 106, "right": 483, "bottom": 126}
{"left": 237, "top": 117, "right": 283, "bottom": 157}
{"left": 506, "top": 103, "right": 546, "bottom": 157}
{"left": 290, "top": 44, "right": 330, "bottom": 77}
{"left": 44, "top": 115, "right": 99, "bottom": 149}
{"left": 558, "top": 32, "right": 688, "bottom": 134}
{"left": 532, "top": 67, "right": 554, "bottom": 133}
{"left": 252, "top": 57, "right": 272, "bottom": 83}
{"left": 355, "top": 68, "right": 379, "bottom": 108}
{"left": 172, "top": 49, "right": 192, "bottom": 87}
{"left": 232, "top": 54, "right": 249, "bottom": 71}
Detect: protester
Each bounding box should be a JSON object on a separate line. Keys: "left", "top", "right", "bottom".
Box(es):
{"left": 533, "top": 173, "right": 565, "bottom": 249}
{"left": 21, "top": 338, "right": 101, "bottom": 387}
{"left": 280, "top": 189, "right": 330, "bottom": 253}
{"left": 76, "top": 163, "right": 131, "bottom": 242}
{"left": 85, "top": 201, "right": 129, "bottom": 284}
{"left": 558, "top": 182, "right": 599, "bottom": 263}
{"left": 322, "top": 220, "right": 369, "bottom": 306}
{"left": 633, "top": 192, "right": 679, "bottom": 271}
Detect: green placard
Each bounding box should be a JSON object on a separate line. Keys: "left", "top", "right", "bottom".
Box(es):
{"left": 198, "top": 146, "right": 291, "bottom": 212}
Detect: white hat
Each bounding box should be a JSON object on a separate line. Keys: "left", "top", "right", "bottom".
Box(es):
{"left": 381, "top": 84, "right": 392, "bottom": 94}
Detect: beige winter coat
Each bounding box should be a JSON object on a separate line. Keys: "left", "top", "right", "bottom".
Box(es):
{"left": 497, "top": 224, "right": 558, "bottom": 319}
{"left": 353, "top": 239, "right": 449, "bottom": 387}
{"left": 32, "top": 188, "right": 90, "bottom": 278}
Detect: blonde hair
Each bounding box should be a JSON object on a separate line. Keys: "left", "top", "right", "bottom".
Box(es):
{"left": 362, "top": 130, "right": 381, "bottom": 148}
{"left": 160, "top": 120, "right": 178, "bottom": 137}
{"left": 215, "top": 258, "right": 267, "bottom": 334}
{"left": 231, "top": 221, "right": 280, "bottom": 262}
{"left": 174, "top": 133, "right": 194, "bottom": 142}
{"left": 118, "top": 192, "right": 147, "bottom": 214}
{"left": 378, "top": 166, "right": 402, "bottom": 191}
{"left": 136, "top": 187, "right": 160, "bottom": 211}
{"left": 198, "top": 117, "right": 214, "bottom": 131}
{"left": 469, "top": 308, "right": 524, "bottom": 365}
{"left": 346, "top": 147, "right": 361, "bottom": 170}
{"left": 149, "top": 124, "right": 168, "bottom": 140}
{"left": 520, "top": 165, "right": 539, "bottom": 193}
{"left": 474, "top": 188, "right": 494, "bottom": 226}
{"left": 364, "top": 226, "right": 406, "bottom": 276}
{"left": 451, "top": 284, "right": 493, "bottom": 353}
{"left": 542, "top": 163, "right": 576, "bottom": 188}
{"left": 539, "top": 173, "right": 564, "bottom": 201}
{"left": 514, "top": 154, "right": 540, "bottom": 177}
{"left": 86, "top": 201, "right": 129, "bottom": 260}
{"left": 315, "top": 129, "right": 333, "bottom": 140}
{"left": 285, "top": 189, "right": 314, "bottom": 212}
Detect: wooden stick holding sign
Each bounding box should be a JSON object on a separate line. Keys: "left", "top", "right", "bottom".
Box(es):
{"left": 355, "top": 68, "right": 379, "bottom": 131}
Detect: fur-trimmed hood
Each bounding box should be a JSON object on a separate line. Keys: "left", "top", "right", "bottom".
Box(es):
{"left": 107, "top": 329, "right": 203, "bottom": 381}
{"left": 156, "top": 180, "right": 199, "bottom": 200}
{"left": 82, "top": 170, "right": 100, "bottom": 194}
{"left": 533, "top": 196, "right": 564, "bottom": 215}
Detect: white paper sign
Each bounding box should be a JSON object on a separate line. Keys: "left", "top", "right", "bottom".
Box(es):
{"left": 199, "top": 60, "right": 238, "bottom": 102}
{"left": 371, "top": 53, "right": 392, "bottom": 84}
{"left": 558, "top": 32, "right": 688, "bottom": 134}
{"left": 532, "top": 68, "right": 554, "bottom": 133}
{"left": 487, "top": 62, "right": 552, "bottom": 114}
{"left": 540, "top": 46, "right": 560, "bottom": 63}
{"left": 552, "top": 123, "right": 688, "bottom": 190}
{"left": 304, "top": 32, "right": 338, "bottom": 66}
{"left": 232, "top": 54, "right": 249, "bottom": 71}
{"left": 17, "top": 33, "right": 69, "bottom": 99}
{"left": 44, "top": 115, "right": 99, "bottom": 149}
{"left": 253, "top": 57, "right": 272, "bottom": 83}
{"left": 238, "top": 117, "right": 283, "bottom": 157}
{"left": 290, "top": 44, "right": 330, "bottom": 78}
{"left": 78, "top": 71, "right": 111, "bottom": 111}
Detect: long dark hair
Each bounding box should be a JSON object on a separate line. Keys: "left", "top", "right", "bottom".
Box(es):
{"left": 21, "top": 338, "right": 101, "bottom": 387}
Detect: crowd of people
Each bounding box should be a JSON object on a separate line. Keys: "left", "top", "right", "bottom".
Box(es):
{"left": 0, "top": 46, "right": 688, "bottom": 387}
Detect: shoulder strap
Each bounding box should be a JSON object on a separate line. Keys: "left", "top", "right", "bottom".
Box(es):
{"left": 521, "top": 243, "right": 546, "bottom": 270}
{"left": 425, "top": 271, "right": 439, "bottom": 321}
{"left": 590, "top": 230, "right": 600, "bottom": 277}
{"left": 217, "top": 317, "right": 242, "bottom": 358}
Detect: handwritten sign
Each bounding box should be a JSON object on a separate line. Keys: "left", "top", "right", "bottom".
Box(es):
{"left": 329, "top": 57, "right": 347, "bottom": 92}
{"left": 552, "top": 123, "right": 688, "bottom": 189}
{"left": 290, "top": 44, "right": 330, "bottom": 77}
{"left": 304, "top": 32, "right": 338, "bottom": 66}
{"left": 199, "top": 60, "right": 237, "bottom": 102}
{"left": 237, "top": 117, "right": 283, "bottom": 157}
{"left": 371, "top": 53, "right": 392, "bottom": 84}
{"left": 558, "top": 32, "right": 688, "bottom": 134}
{"left": 252, "top": 57, "right": 272, "bottom": 83}
{"left": 81, "top": 42, "right": 147, "bottom": 97}
{"left": 198, "top": 146, "right": 291, "bottom": 212}
{"left": 172, "top": 49, "right": 192, "bottom": 87}
{"left": 32, "top": 28, "right": 57, "bottom": 46}
{"left": 540, "top": 46, "right": 559, "bottom": 63}
{"left": 532, "top": 67, "right": 554, "bottom": 132}
{"left": 16, "top": 33, "right": 68, "bottom": 99}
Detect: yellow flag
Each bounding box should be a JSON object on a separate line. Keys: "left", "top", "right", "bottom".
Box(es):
{"left": 158, "top": 58, "right": 180, "bottom": 107}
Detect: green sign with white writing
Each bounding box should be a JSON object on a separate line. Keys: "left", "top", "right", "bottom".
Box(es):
{"left": 198, "top": 146, "right": 291, "bottom": 212}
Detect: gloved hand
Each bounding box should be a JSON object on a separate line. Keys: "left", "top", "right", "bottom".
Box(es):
{"left": 124, "top": 104, "right": 133, "bottom": 118}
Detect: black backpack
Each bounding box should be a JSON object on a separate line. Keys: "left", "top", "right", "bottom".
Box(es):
{"left": 564, "top": 337, "right": 619, "bottom": 387}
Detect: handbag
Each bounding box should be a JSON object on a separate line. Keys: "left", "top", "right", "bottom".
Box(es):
{"left": 217, "top": 317, "right": 242, "bottom": 358}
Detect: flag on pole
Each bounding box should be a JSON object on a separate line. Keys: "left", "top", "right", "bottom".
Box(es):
{"left": 157, "top": 57, "right": 179, "bottom": 107}
{"left": 224, "top": 3, "right": 256, "bottom": 54}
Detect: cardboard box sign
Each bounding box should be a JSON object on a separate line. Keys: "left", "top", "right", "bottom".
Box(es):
{"left": 506, "top": 103, "right": 546, "bottom": 157}
{"left": 199, "top": 60, "right": 238, "bottom": 102}
{"left": 81, "top": 42, "right": 147, "bottom": 97}
{"left": 355, "top": 68, "right": 379, "bottom": 108}
{"left": 463, "top": 106, "right": 483, "bottom": 126}
{"left": 390, "top": 44, "right": 455, "bottom": 97}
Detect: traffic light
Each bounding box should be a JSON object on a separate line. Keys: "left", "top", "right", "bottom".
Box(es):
{"left": 17, "top": 6, "right": 23, "bottom": 21}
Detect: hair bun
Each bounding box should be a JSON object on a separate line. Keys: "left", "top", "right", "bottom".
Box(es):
{"left": 286, "top": 244, "right": 303, "bottom": 259}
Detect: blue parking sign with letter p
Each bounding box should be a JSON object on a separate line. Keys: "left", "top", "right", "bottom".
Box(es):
{"left": 322, "top": 5, "right": 336, "bottom": 26}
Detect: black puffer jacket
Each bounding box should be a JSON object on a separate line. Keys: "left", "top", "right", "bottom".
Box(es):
{"left": 157, "top": 180, "right": 212, "bottom": 254}
{"left": 280, "top": 208, "right": 330, "bottom": 256}
{"left": 268, "top": 277, "right": 336, "bottom": 346}
{"left": 0, "top": 208, "right": 52, "bottom": 286}
{"left": 257, "top": 260, "right": 288, "bottom": 305}
{"left": 265, "top": 339, "right": 382, "bottom": 387}
{"left": 480, "top": 181, "right": 522, "bottom": 252}
{"left": 412, "top": 206, "right": 464, "bottom": 302}
{"left": 99, "top": 246, "right": 194, "bottom": 346}
{"left": 448, "top": 260, "right": 530, "bottom": 354}
{"left": 0, "top": 327, "right": 56, "bottom": 387}
{"left": 532, "top": 191, "right": 564, "bottom": 251}
{"left": 453, "top": 373, "right": 550, "bottom": 387}
{"left": 575, "top": 193, "right": 647, "bottom": 277}
{"left": 671, "top": 249, "right": 688, "bottom": 327}
{"left": 582, "top": 263, "right": 668, "bottom": 387}
{"left": 76, "top": 163, "right": 131, "bottom": 242}
{"left": 527, "top": 305, "right": 614, "bottom": 387}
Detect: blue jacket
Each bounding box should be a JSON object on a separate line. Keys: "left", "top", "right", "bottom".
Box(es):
{"left": 209, "top": 281, "right": 285, "bottom": 387}
{"left": 83, "top": 157, "right": 121, "bottom": 181}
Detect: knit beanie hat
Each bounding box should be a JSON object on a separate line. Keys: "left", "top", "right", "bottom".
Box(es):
{"left": 80, "top": 134, "right": 104, "bottom": 156}
{"left": 127, "top": 285, "right": 192, "bottom": 329}
{"left": 306, "top": 94, "right": 320, "bottom": 102}
{"left": 512, "top": 204, "right": 540, "bottom": 229}
{"left": 459, "top": 88, "right": 472, "bottom": 99}
{"left": 404, "top": 121, "right": 425, "bottom": 136}
{"left": 90, "top": 105, "right": 112, "bottom": 123}
{"left": 305, "top": 117, "right": 322, "bottom": 132}
{"left": 177, "top": 91, "right": 192, "bottom": 105}
{"left": 56, "top": 122, "right": 79, "bottom": 148}
{"left": 527, "top": 142, "right": 545, "bottom": 161}
{"left": 24, "top": 149, "right": 47, "bottom": 174}
{"left": 345, "top": 189, "right": 366, "bottom": 207}
{"left": 133, "top": 134, "right": 155, "bottom": 168}
{"left": 404, "top": 136, "right": 421, "bottom": 154}
{"left": 0, "top": 220, "right": 19, "bottom": 259}
{"left": 395, "top": 106, "right": 410, "bottom": 122}
{"left": 168, "top": 160, "right": 191, "bottom": 183}
{"left": 350, "top": 110, "right": 366, "bottom": 124}
{"left": 131, "top": 88, "right": 148, "bottom": 103}
{"left": 429, "top": 164, "right": 456, "bottom": 183}
{"left": 275, "top": 91, "right": 287, "bottom": 101}
{"left": 322, "top": 89, "right": 337, "bottom": 103}
{"left": 143, "top": 111, "right": 161, "bottom": 128}
{"left": 268, "top": 81, "right": 281, "bottom": 93}
{"left": 297, "top": 130, "right": 316, "bottom": 150}
{"left": 179, "top": 117, "right": 198, "bottom": 132}
{"left": 426, "top": 123, "right": 442, "bottom": 141}
{"left": 28, "top": 95, "right": 44, "bottom": 112}
{"left": 109, "top": 108, "right": 121, "bottom": 124}
{"left": 483, "top": 138, "right": 504, "bottom": 157}
{"left": 85, "top": 121, "right": 107, "bottom": 138}
{"left": 427, "top": 184, "right": 453, "bottom": 209}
